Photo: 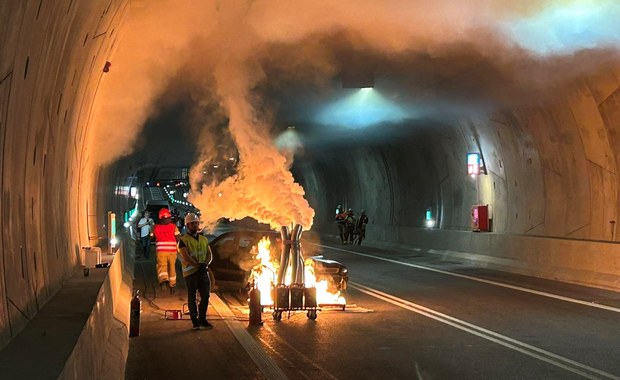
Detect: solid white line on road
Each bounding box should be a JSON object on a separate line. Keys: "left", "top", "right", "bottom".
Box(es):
{"left": 317, "top": 244, "right": 620, "bottom": 314}
{"left": 351, "top": 282, "right": 620, "bottom": 380}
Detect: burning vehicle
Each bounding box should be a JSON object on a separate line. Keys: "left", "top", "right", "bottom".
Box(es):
{"left": 208, "top": 230, "right": 348, "bottom": 307}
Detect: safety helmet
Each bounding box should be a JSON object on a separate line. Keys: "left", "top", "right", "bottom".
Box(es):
{"left": 158, "top": 208, "right": 172, "bottom": 219}
{"left": 347, "top": 208, "right": 353, "bottom": 214}
{"left": 184, "top": 213, "right": 200, "bottom": 224}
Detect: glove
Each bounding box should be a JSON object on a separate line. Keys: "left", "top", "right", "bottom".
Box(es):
{"left": 198, "top": 263, "right": 207, "bottom": 273}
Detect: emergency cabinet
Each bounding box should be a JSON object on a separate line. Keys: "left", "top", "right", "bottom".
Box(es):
{"left": 471, "top": 205, "right": 490, "bottom": 232}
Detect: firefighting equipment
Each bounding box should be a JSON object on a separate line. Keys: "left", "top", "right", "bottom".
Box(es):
{"left": 159, "top": 208, "right": 172, "bottom": 219}
{"left": 248, "top": 286, "right": 263, "bottom": 326}
{"left": 185, "top": 213, "right": 200, "bottom": 224}
{"left": 165, "top": 310, "right": 183, "bottom": 320}
{"left": 129, "top": 290, "right": 141, "bottom": 337}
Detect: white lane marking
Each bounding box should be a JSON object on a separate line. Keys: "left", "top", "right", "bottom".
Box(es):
{"left": 351, "top": 282, "right": 620, "bottom": 380}
{"left": 210, "top": 295, "right": 289, "bottom": 380}
{"left": 316, "top": 244, "right": 620, "bottom": 314}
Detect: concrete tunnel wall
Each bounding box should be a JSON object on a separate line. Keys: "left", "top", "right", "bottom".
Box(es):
{"left": 0, "top": 0, "right": 130, "bottom": 351}
{"left": 295, "top": 70, "right": 620, "bottom": 289}
{"left": 1, "top": 0, "right": 620, "bottom": 359}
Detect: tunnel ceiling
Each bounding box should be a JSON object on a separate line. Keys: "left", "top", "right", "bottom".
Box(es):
{"left": 98, "top": 0, "right": 620, "bottom": 232}
{"left": 118, "top": 22, "right": 620, "bottom": 183}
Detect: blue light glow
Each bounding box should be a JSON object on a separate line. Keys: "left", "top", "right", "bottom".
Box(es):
{"left": 316, "top": 89, "right": 409, "bottom": 128}
{"left": 504, "top": 1, "right": 620, "bottom": 54}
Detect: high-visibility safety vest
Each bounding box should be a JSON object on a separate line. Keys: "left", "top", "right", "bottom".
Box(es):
{"left": 153, "top": 223, "right": 178, "bottom": 254}
{"left": 178, "top": 233, "right": 212, "bottom": 277}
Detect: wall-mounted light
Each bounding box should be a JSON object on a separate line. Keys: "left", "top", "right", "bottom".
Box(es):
{"left": 467, "top": 153, "right": 487, "bottom": 178}
{"left": 425, "top": 207, "right": 436, "bottom": 228}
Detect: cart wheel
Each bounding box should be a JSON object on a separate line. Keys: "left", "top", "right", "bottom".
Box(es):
{"left": 273, "top": 311, "right": 282, "bottom": 322}
{"left": 307, "top": 310, "right": 317, "bottom": 320}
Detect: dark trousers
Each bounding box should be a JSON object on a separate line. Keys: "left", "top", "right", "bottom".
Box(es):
{"left": 140, "top": 236, "right": 150, "bottom": 259}
{"left": 345, "top": 227, "right": 355, "bottom": 243}
{"left": 338, "top": 224, "right": 345, "bottom": 243}
{"left": 185, "top": 270, "right": 211, "bottom": 324}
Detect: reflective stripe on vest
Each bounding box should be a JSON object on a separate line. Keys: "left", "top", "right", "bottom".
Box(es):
{"left": 154, "top": 223, "right": 178, "bottom": 253}
{"left": 178, "top": 234, "right": 210, "bottom": 276}
{"left": 155, "top": 241, "right": 177, "bottom": 253}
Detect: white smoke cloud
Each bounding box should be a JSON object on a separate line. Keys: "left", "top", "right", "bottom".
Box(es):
{"left": 90, "top": 0, "right": 620, "bottom": 230}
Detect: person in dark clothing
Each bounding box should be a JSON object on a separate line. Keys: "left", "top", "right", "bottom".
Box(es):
{"left": 355, "top": 209, "right": 369, "bottom": 245}
{"left": 344, "top": 209, "right": 356, "bottom": 245}
{"left": 335, "top": 205, "right": 347, "bottom": 244}
{"left": 137, "top": 211, "right": 154, "bottom": 259}
{"left": 177, "top": 213, "right": 213, "bottom": 330}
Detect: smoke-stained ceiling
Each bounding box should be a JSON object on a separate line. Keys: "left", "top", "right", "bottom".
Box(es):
{"left": 93, "top": 0, "right": 620, "bottom": 229}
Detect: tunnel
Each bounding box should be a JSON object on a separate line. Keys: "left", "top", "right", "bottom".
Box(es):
{"left": 1, "top": 0, "right": 620, "bottom": 377}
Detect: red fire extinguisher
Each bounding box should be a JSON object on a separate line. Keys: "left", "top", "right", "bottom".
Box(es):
{"left": 248, "top": 285, "right": 262, "bottom": 326}
{"left": 129, "top": 290, "right": 141, "bottom": 337}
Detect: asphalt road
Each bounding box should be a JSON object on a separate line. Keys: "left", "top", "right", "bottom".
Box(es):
{"left": 238, "top": 240, "right": 620, "bottom": 379}
{"left": 126, "top": 238, "right": 620, "bottom": 379}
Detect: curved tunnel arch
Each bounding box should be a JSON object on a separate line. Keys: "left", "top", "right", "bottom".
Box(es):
{"left": 1, "top": 0, "right": 620, "bottom": 350}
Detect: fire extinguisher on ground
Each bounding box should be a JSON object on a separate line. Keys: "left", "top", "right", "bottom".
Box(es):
{"left": 129, "top": 290, "right": 141, "bottom": 337}
{"left": 248, "top": 285, "right": 262, "bottom": 326}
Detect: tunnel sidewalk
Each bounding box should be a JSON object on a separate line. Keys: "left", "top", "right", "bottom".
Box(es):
{"left": 125, "top": 255, "right": 281, "bottom": 379}
{"left": 0, "top": 252, "right": 116, "bottom": 379}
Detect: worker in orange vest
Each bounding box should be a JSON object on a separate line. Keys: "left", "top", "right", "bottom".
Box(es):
{"left": 153, "top": 208, "right": 181, "bottom": 294}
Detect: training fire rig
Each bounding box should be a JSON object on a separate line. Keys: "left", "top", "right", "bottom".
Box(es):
{"left": 248, "top": 224, "right": 318, "bottom": 324}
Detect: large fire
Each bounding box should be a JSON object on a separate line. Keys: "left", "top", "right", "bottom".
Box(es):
{"left": 249, "top": 236, "right": 346, "bottom": 307}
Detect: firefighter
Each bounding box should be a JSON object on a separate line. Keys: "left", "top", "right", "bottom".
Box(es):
{"left": 355, "top": 209, "right": 369, "bottom": 246}
{"left": 344, "top": 208, "right": 356, "bottom": 245}
{"left": 335, "top": 205, "right": 347, "bottom": 244}
{"left": 153, "top": 208, "right": 181, "bottom": 293}
{"left": 178, "top": 213, "right": 213, "bottom": 330}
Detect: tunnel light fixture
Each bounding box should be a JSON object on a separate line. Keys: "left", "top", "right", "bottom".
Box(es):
{"left": 467, "top": 153, "right": 487, "bottom": 177}
{"left": 467, "top": 153, "right": 481, "bottom": 176}
{"left": 425, "top": 207, "right": 436, "bottom": 228}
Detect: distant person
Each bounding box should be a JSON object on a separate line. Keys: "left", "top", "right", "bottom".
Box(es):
{"left": 153, "top": 208, "right": 181, "bottom": 293}
{"left": 177, "top": 212, "right": 186, "bottom": 234}
{"left": 137, "top": 211, "right": 154, "bottom": 259}
{"left": 355, "top": 209, "right": 369, "bottom": 246}
{"left": 344, "top": 209, "right": 356, "bottom": 245}
{"left": 335, "top": 205, "right": 347, "bottom": 244}
{"left": 178, "top": 213, "right": 213, "bottom": 330}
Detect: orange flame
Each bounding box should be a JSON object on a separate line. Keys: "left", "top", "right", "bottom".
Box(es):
{"left": 249, "top": 236, "right": 346, "bottom": 307}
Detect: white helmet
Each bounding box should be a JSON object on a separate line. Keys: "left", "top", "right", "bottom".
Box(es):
{"left": 184, "top": 213, "right": 200, "bottom": 224}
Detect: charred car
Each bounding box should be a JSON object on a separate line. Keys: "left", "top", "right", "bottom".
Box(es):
{"left": 207, "top": 230, "right": 348, "bottom": 291}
